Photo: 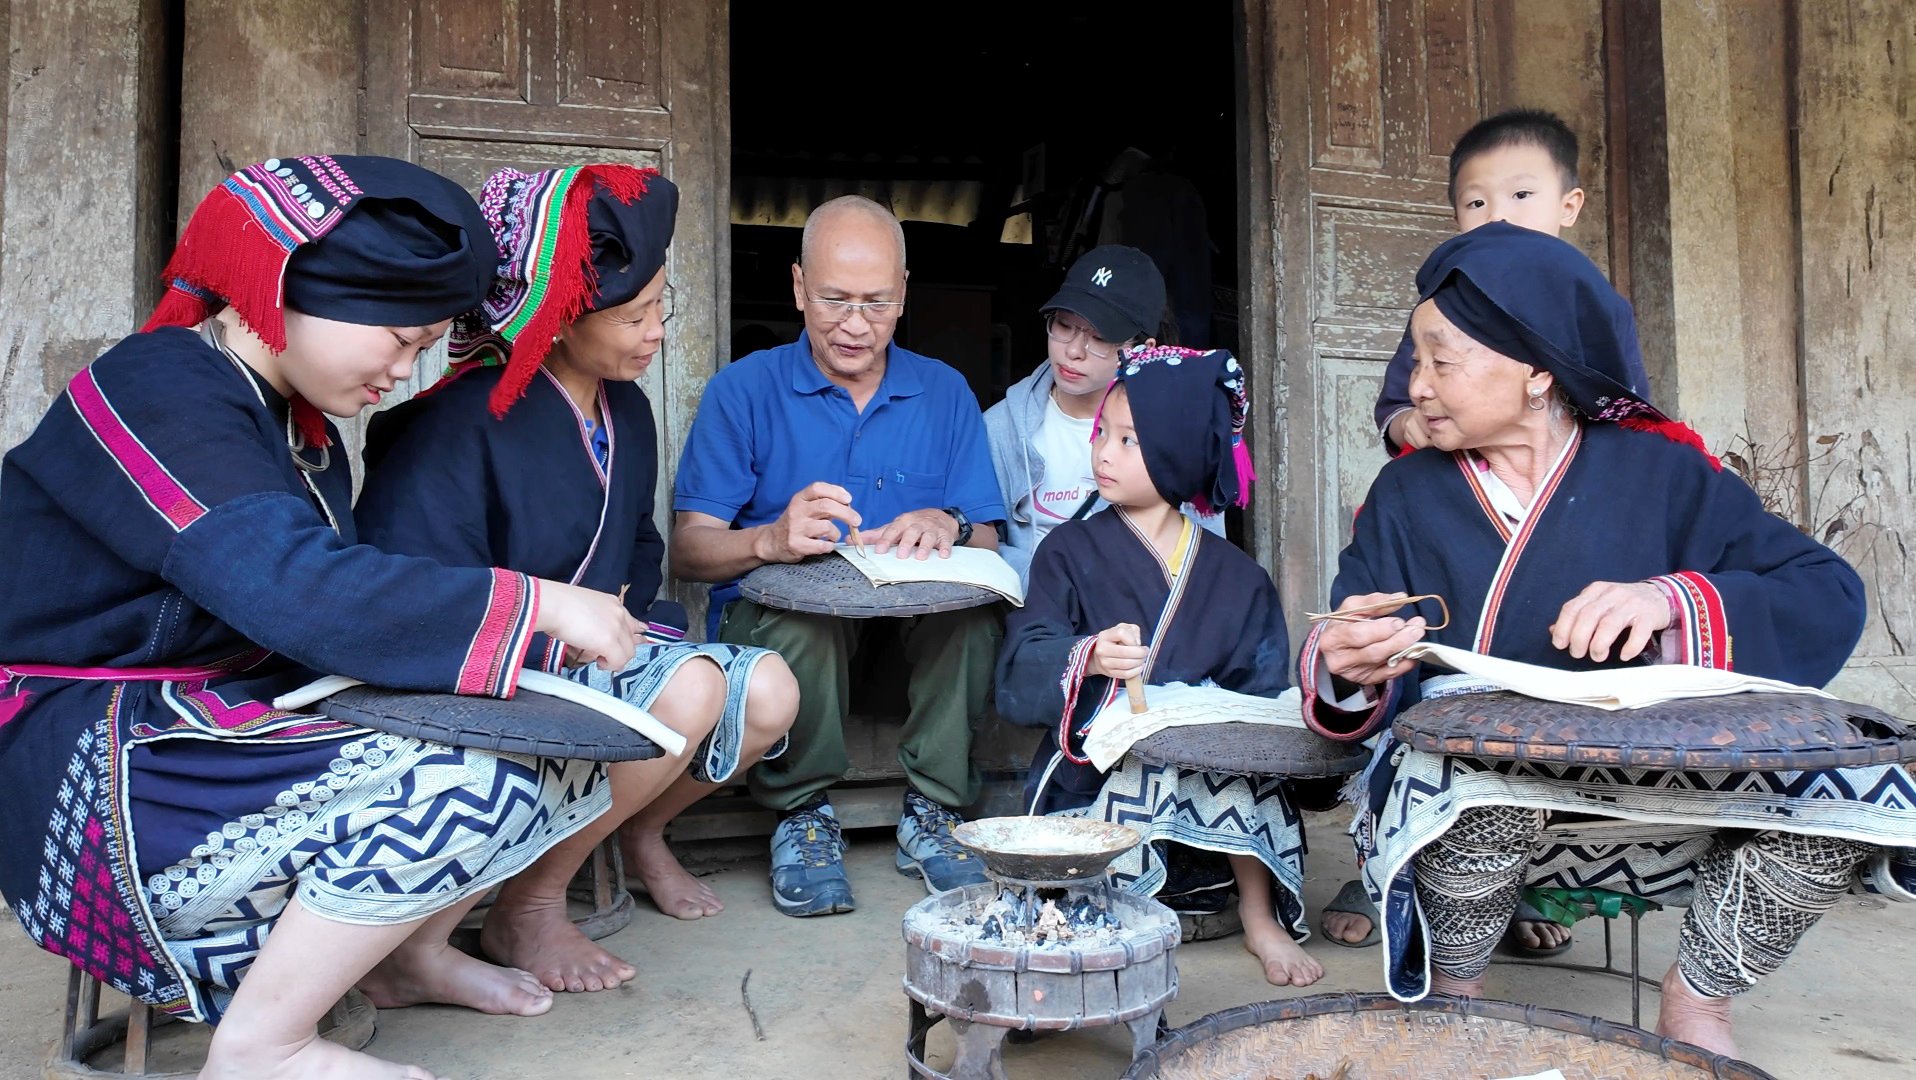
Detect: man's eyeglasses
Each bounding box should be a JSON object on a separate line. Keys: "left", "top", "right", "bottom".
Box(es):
{"left": 1045, "top": 313, "right": 1122, "bottom": 359}
{"left": 806, "top": 296, "right": 905, "bottom": 325}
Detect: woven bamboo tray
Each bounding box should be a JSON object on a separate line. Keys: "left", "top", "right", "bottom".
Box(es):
{"left": 317, "top": 685, "right": 664, "bottom": 762}
{"left": 1392, "top": 690, "right": 1916, "bottom": 771}
{"left": 1123, "top": 994, "right": 1775, "bottom": 1080}
{"left": 740, "top": 554, "right": 1002, "bottom": 617}
{"left": 1129, "top": 722, "right": 1371, "bottom": 779}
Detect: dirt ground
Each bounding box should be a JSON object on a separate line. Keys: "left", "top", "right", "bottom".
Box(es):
{"left": 3, "top": 811, "right": 1909, "bottom": 1079}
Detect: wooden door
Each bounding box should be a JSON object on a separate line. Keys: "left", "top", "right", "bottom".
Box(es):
{"left": 361, "top": 0, "right": 727, "bottom": 614}
{"left": 1245, "top": 0, "right": 1615, "bottom": 620}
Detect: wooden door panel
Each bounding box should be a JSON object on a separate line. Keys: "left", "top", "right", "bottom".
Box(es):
{"left": 362, "top": 0, "right": 727, "bottom": 620}
{"left": 1266, "top": 0, "right": 1508, "bottom": 617}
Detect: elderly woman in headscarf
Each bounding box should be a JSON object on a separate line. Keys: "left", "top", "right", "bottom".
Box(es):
{"left": 0, "top": 156, "right": 643, "bottom": 1080}
{"left": 1306, "top": 222, "right": 1916, "bottom": 1057}
{"left": 355, "top": 164, "right": 798, "bottom": 993}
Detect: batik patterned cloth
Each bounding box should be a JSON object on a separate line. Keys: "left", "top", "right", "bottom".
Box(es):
{"left": 562, "top": 641, "right": 785, "bottom": 784}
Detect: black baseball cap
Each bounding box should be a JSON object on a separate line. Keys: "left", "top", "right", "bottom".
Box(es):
{"left": 1041, "top": 245, "right": 1167, "bottom": 344}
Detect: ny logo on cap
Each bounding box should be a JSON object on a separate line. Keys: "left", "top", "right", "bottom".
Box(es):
{"left": 1092, "top": 266, "right": 1113, "bottom": 287}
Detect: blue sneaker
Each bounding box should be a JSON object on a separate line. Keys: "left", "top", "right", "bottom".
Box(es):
{"left": 895, "top": 790, "right": 989, "bottom": 894}
{"left": 769, "top": 797, "right": 856, "bottom": 917}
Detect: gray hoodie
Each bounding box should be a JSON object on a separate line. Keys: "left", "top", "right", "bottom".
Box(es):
{"left": 985, "top": 360, "right": 1222, "bottom": 586}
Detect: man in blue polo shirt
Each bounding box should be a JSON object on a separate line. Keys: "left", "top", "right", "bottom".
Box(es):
{"left": 672, "top": 196, "right": 1007, "bottom": 917}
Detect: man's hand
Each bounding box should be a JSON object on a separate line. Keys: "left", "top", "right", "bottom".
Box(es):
{"left": 1317, "top": 592, "right": 1427, "bottom": 685}
{"left": 1087, "top": 623, "right": 1147, "bottom": 681}
{"left": 1551, "top": 581, "right": 1672, "bottom": 663}
{"left": 752, "top": 482, "right": 861, "bottom": 565}
{"left": 870, "top": 508, "right": 958, "bottom": 560}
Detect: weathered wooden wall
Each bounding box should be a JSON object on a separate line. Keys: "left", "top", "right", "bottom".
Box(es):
{"left": 175, "top": 0, "right": 360, "bottom": 227}
{"left": 0, "top": 0, "right": 171, "bottom": 453}
{"left": 1796, "top": 1, "right": 1916, "bottom": 710}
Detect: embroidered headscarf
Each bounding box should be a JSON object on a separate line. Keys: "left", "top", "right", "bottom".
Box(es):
{"left": 143, "top": 154, "right": 497, "bottom": 446}
{"left": 1415, "top": 221, "right": 1716, "bottom": 466}
{"left": 447, "top": 163, "right": 679, "bottom": 418}
{"left": 1109, "top": 345, "right": 1257, "bottom": 515}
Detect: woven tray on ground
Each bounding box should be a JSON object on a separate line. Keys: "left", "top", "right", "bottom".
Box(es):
{"left": 739, "top": 555, "right": 1001, "bottom": 617}
{"left": 1124, "top": 993, "right": 1774, "bottom": 1080}
{"left": 315, "top": 685, "right": 664, "bottom": 762}
{"left": 1391, "top": 690, "right": 1916, "bottom": 771}
{"left": 1129, "top": 723, "right": 1371, "bottom": 779}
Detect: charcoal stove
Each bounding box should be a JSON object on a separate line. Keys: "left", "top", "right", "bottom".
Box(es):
{"left": 901, "top": 818, "right": 1179, "bottom": 1079}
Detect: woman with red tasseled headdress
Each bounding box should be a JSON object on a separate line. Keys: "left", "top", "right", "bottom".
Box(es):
{"left": 356, "top": 164, "right": 798, "bottom": 993}
{"left": 0, "top": 155, "right": 646, "bottom": 1079}
{"left": 1305, "top": 222, "right": 1913, "bottom": 1058}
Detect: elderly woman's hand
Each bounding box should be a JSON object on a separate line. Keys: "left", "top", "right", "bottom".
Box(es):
{"left": 1318, "top": 592, "right": 1428, "bottom": 686}
{"left": 1551, "top": 581, "right": 1673, "bottom": 663}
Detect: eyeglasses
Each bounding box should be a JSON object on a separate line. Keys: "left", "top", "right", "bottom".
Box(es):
{"left": 612, "top": 282, "right": 675, "bottom": 326}
{"left": 1045, "top": 313, "right": 1123, "bottom": 359}
{"left": 806, "top": 296, "right": 904, "bottom": 325}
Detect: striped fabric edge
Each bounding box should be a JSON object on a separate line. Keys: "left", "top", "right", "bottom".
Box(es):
{"left": 457, "top": 570, "right": 541, "bottom": 697}
{"left": 1647, "top": 571, "right": 1733, "bottom": 671}
{"left": 67, "top": 368, "right": 209, "bottom": 532}
{"left": 1297, "top": 621, "right": 1395, "bottom": 743}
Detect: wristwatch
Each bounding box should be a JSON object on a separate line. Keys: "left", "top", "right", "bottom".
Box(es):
{"left": 943, "top": 506, "right": 973, "bottom": 546}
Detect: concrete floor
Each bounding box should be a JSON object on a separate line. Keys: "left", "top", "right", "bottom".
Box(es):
{"left": 3, "top": 811, "right": 1911, "bottom": 1079}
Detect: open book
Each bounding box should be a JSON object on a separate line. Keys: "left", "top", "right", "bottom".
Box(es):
{"left": 1390, "top": 641, "right": 1830, "bottom": 711}
{"left": 836, "top": 544, "right": 1025, "bottom": 606}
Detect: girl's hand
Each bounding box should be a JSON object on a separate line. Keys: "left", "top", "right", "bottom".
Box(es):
{"left": 1317, "top": 592, "right": 1427, "bottom": 685}
{"left": 535, "top": 580, "right": 642, "bottom": 672}
{"left": 1087, "top": 622, "right": 1148, "bottom": 681}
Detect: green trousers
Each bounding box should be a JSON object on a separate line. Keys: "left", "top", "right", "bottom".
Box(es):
{"left": 719, "top": 600, "right": 1002, "bottom": 811}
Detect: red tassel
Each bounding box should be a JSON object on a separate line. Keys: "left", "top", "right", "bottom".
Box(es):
{"left": 1231, "top": 437, "right": 1258, "bottom": 507}
{"left": 143, "top": 183, "right": 296, "bottom": 352}
{"left": 485, "top": 165, "right": 657, "bottom": 419}
{"left": 1619, "top": 416, "right": 1722, "bottom": 471}
{"left": 290, "top": 399, "right": 331, "bottom": 448}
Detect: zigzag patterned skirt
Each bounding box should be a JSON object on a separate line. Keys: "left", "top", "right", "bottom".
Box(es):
{"left": 129, "top": 729, "right": 609, "bottom": 1021}
{"left": 1061, "top": 756, "right": 1311, "bottom": 940}
{"left": 1352, "top": 738, "right": 1916, "bottom": 1000}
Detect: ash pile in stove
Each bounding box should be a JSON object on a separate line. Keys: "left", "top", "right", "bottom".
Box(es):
{"left": 958, "top": 886, "right": 1121, "bottom": 947}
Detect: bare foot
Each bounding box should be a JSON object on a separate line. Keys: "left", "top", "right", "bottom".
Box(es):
{"left": 358, "top": 938, "right": 554, "bottom": 1016}
{"left": 1428, "top": 969, "right": 1487, "bottom": 998}
{"left": 200, "top": 1030, "right": 442, "bottom": 1079}
{"left": 479, "top": 894, "right": 637, "bottom": 993}
{"left": 1243, "top": 920, "right": 1324, "bottom": 987}
{"left": 623, "top": 824, "right": 723, "bottom": 920}
{"left": 1509, "top": 919, "right": 1572, "bottom": 951}
{"left": 1322, "top": 909, "right": 1373, "bottom": 944}
{"left": 1656, "top": 966, "right": 1738, "bottom": 1058}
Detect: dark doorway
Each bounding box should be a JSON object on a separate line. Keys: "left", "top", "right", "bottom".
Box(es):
{"left": 728, "top": 4, "right": 1241, "bottom": 410}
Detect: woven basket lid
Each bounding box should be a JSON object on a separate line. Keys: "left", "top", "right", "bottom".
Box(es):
{"left": 1125, "top": 993, "right": 1776, "bottom": 1080}
{"left": 739, "top": 554, "right": 1002, "bottom": 618}
{"left": 1391, "top": 690, "right": 1916, "bottom": 771}
{"left": 1128, "top": 722, "right": 1371, "bottom": 778}
{"left": 316, "top": 685, "right": 664, "bottom": 762}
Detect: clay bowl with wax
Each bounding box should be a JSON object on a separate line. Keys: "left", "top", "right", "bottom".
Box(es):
{"left": 953, "top": 816, "right": 1143, "bottom": 883}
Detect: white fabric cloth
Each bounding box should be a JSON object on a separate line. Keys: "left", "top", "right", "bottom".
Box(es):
{"left": 1388, "top": 641, "right": 1831, "bottom": 710}
{"left": 1080, "top": 683, "right": 1307, "bottom": 771}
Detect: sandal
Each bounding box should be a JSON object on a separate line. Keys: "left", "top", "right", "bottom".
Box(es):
{"left": 1502, "top": 898, "right": 1575, "bottom": 958}
{"left": 1318, "top": 878, "right": 1381, "bottom": 948}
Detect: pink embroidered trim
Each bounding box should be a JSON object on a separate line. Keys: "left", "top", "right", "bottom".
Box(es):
{"left": 68, "top": 369, "right": 207, "bottom": 532}
{"left": 458, "top": 571, "right": 539, "bottom": 697}
{"left": 1057, "top": 637, "right": 1100, "bottom": 765}
{"left": 1649, "top": 571, "right": 1732, "bottom": 671}
{"left": 1297, "top": 622, "right": 1393, "bottom": 742}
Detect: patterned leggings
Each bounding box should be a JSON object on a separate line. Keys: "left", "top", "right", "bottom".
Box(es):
{"left": 1414, "top": 805, "right": 1870, "bottom": 996}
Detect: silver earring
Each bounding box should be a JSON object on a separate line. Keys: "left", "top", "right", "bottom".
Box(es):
{"left": 1527, "top": 388, "right": 1547, "bottom": 411}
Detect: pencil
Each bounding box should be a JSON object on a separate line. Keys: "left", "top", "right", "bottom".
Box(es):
{"left": 849, "top": 526, "right": 866, "bottom": 556}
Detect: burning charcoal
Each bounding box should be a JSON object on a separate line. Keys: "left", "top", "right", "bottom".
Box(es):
{"left": 1066, "top": 896, "right": 1102, "bottom": 928}
{"left": 980, "top": 914, "right": 1004, "bottom": 941}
